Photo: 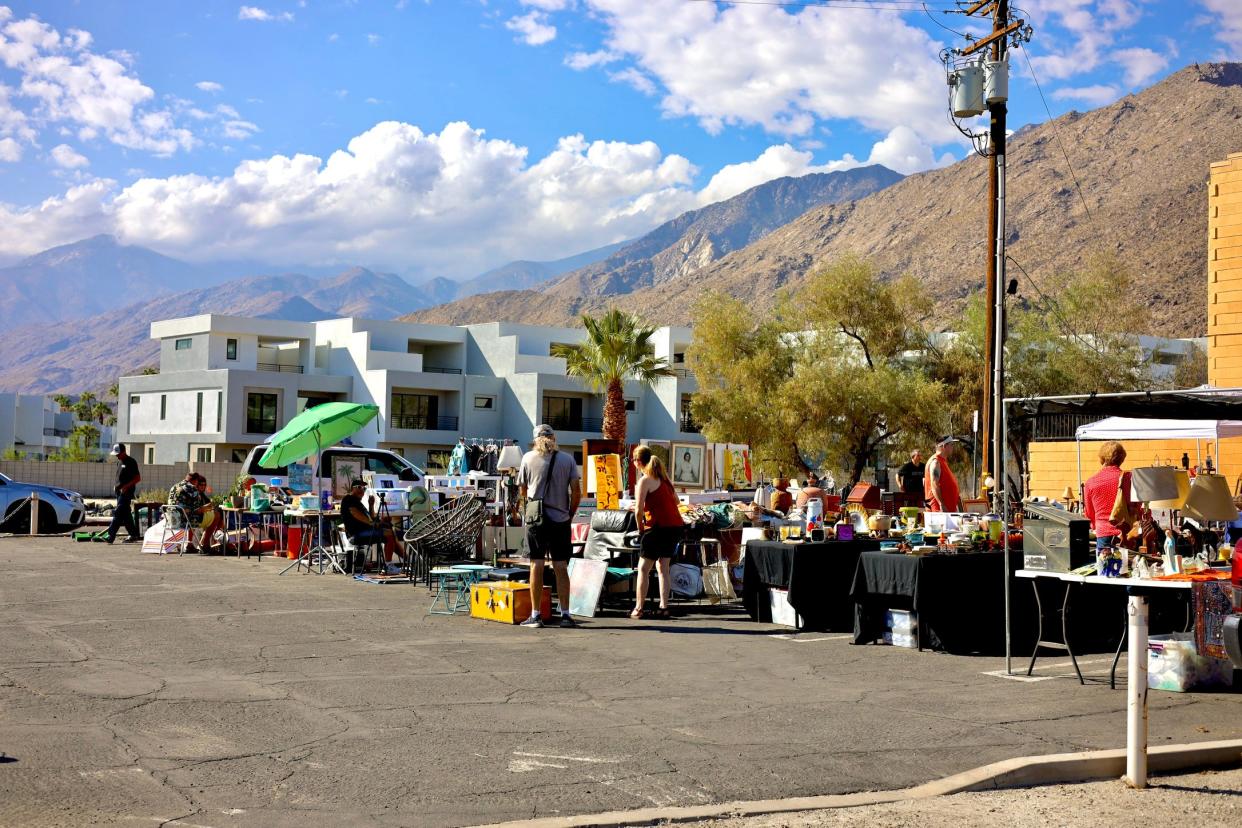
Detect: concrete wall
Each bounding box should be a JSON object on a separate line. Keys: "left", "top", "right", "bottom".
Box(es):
{"left": 1209, "top": 151, "right": 1242, "bottom": 386}
{"left": 0, "top": 460, "right": 244, "bottom": 499}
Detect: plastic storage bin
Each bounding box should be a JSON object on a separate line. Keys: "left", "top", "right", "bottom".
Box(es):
{"left": 1147, "top": 632, "right": 1234, "bottom": 692}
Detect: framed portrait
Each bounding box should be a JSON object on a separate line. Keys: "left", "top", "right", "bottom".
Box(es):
{"left": 670, "top": 442, "right": 705, "bottom": 489}
{"left": 641, "top": 439, "right": 671, "bottom": 468}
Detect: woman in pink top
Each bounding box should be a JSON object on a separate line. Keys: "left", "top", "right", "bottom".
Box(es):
{"left": 1082, "top": 441, "right": 1135, "bottom": 551}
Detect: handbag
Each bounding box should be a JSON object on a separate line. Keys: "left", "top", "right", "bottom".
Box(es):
{"left": 522, "top": 451, "right": 559, "bottom": 528}
{"left": 1108, "top": 472, "right": 1133, "bottom": 533}
{"left": 1130, "top": 465, "right": 1180, "bottom": 503}
{"left": 700, "top": 545, "right": 736, "bottom": 604}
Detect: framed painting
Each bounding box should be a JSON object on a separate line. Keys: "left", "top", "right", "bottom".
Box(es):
{"left": 671, "top": 442, "right": 705, "bottom": 489}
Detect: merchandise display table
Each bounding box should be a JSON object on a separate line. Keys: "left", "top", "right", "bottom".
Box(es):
{"left": 850, "top": 549, "right": 1029, "bottom": 653}
{"left": 218, "top": 506, "right": 286, "bottom": 558}
{"left": 743, "top": 539, "right": 880, "bottom": 631}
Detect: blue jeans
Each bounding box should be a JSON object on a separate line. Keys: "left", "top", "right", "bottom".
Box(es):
{"left": 1096, "top": 535, "right": 1119, "bottom": 551}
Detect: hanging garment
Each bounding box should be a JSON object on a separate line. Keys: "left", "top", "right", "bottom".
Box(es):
{"left": 448, "top": 442, "right": 467, "bottom": 475}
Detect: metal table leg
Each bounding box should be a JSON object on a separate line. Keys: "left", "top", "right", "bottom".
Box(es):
{"left": 1026, "top": 578, "right": 1084, "bottom": 684}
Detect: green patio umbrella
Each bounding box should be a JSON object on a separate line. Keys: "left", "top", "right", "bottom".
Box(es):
{"left": 258, "top": 402, "right": 380, "bottom": 469}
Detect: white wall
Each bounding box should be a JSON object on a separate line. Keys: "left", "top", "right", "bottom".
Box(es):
{"left": 129, "top": 387, "right": 224, "bottom": 436}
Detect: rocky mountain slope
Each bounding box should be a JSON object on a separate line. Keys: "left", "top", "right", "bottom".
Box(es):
{"left": 407, "top": 63, "right": 1239, "bottom": 336}
{"left": 408, "top": 165, "right": 903, "bottom": 324}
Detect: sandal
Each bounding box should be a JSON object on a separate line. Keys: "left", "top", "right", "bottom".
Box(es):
{"left": 653, "top": 607, "right": 671, "bottom": 620}
{"left": 629, "top": 607, "right": 646, "bottom": 619}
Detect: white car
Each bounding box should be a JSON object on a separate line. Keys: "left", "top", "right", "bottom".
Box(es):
{"left": 0, "top": 471, "right": 87, "bottom": 533}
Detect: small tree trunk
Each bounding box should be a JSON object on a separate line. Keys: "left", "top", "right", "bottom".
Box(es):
{"left": 603, "top": 378, "right": 627, "bottom": 448}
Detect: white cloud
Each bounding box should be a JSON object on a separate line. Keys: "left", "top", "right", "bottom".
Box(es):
{"left": 521, "top": 0, "right": 573, "bottom": 9}
{"left": 238, "top": 6, "right": 294, "bottom": 23}
{"left": 327, "top": 32, "right": 339, "bottom": 43}
{"left": 558, "top": 0, "right": 954, "bottom": 152}
{"left": 366, "top": 33, "right": 381, "bottom": 46}
{"left": 1111, "top": 47, "right": 1168, "bottom": 86}
{"left": 221, "top": 119, "right": 259, "bottom": 140}
{"left": 1199, "top": 0, "right": 1242, "bottom": 57}
{"left": 50, "top": 142, "right": 88, "bottom": 168}
{"left": 1025, "top": 0, "right": 1148, "bottom": 81}
{"left": 565, "top": 49, "right": 618, "bottom": 70}
{"left": 0, "top": 179, "right": 115, "bottom": 254}
{"left": 0, "top": 135, "right": 19, "bottom": 161}
{"left": 1051, "top": 84, "right": 1121, "bottom": 106}
{"left": 0, "top": 10, "right": 195, "bottom": 155}
{"left": 195, "top": 80, "right": 224, "bottom": 93}
{"left": 505, "top": 11, "right": 557, "bottom": 46}
{"left": 608, "top": 67, "right": 655, "bottom": 96}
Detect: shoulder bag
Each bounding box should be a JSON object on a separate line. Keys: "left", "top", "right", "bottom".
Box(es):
{"left": 523, "top": 451, "right": 559, "bottom": 528}
{"left": 1108, "top": 471, "right": 1133, "bottom": 533}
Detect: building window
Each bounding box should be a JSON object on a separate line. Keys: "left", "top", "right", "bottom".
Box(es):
{"left": 230, "top": 448, "right": 248, "bottom": 463}
{"left": 473, "top": 395, "right": 495, "bottom": 410}
{"left": 624, "top": 398, "right": 637, "bottom": 412}
{"left": 391, "top": 393, "right": 440, "bottom": 430}
{"left": 195, "top": 392, "right": 204, "bottom": 432}
{"left": 542, "top": 395, "right": 583, "bottom": 431}
{"left": 175, "top": 338, "right": 192, "bottom": 351}
{"left": 146, "top": 447, "right": 155, "bottom": 464}
{"left": 673, "top": 352, "right": 686, "bottom": 364}
{"left": 226, "top": 338, "right": 238, "bottom": 360}
{"left": 297, "top": 394, "right": 334, "bottom": 415}
{"left": 159, "top": 395, "right": 167, "bottom": 420}
{"left": 246, "top": 393, "right": 278, "bottom": 434}
{"left": 130, "top": 395, "right": 141, "bottom": 404}
{"left": 216, "top": 391, "right": 222, "bottom": 432}
{"left": 196, "top": 447, "right": 213, "bottom": 462}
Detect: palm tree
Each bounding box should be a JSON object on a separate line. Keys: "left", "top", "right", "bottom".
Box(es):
{"left": 551, "top": 309, "right": 675, "bottom": 447}
{"left": 92, "top": 401, "right": 113, "bottom": 424}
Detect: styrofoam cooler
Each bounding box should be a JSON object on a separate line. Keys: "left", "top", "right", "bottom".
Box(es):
{"left": 885, "top": 609, "right": 917, "bottom": 635}
{"left": 882, "top": 631, "right": 918, "bottom": 648}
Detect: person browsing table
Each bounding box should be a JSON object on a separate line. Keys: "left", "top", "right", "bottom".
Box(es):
{"left": 924, "top": 437, "right": 963, "bottom": 513}
{"left": 631, "top": 445, "right": 683, "bottom": 620}
{"left": 1083, "top": 441, "right": 1137, "bottom": 554}
{"left": 340, "top": 479, "right": 408, "bottom": 574}
{"left": 517, "top": 424, "right": 581, "bottom": 629}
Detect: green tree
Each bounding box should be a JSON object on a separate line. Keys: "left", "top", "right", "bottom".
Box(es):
{"left": 1, "top": 447, "right": 26, "bottom": 461}
{"left": 552, "top": 309, "right": 675, "bottom": 446}
{"left": 50, "top": 423, "right": 101, "bottom": 462}
{"left": 90, "top": 400, "right": 113, "bottom": 424}
{"left": 689, "top": 256, "right": 946, "bottom": 484}
{"left": 1170, "top": 342, "right": 1208, "bottom": 389}
{"left": 51, "top": 394, "right": 72, "bottom": 410}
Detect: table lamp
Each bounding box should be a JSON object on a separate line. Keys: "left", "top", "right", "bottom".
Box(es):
{"left": 497, "top": 444, "right": 522, "bottom": 471}
{"left": 1061, "top": 486, "right": 1075, "bottom": 509}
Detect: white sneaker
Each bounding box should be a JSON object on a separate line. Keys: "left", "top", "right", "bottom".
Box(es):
{"left": 385, "top": 563, "right": 404, "bottom": 575}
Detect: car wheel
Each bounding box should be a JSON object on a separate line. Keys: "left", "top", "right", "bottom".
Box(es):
{"left": 1, "top": 500, "right": 61, "bottom": 534}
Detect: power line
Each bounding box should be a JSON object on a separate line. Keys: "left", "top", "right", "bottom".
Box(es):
{"left": 684, "top": 0, "right": 962, "bottom": 12}
{"left": 1006, "top": 254, "right": 1116, "bottom": 360}
{"left": 1016, "top": 44, "right": 1093, "bottom": 223}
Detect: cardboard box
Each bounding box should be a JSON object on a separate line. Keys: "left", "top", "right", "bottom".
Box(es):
{"left": 768, "top": 587, "right": 801, "bottom": 629}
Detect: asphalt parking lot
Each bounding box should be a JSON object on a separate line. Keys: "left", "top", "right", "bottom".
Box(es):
{"left": 1, "top": 537, "right": 1240, "bottom": 827}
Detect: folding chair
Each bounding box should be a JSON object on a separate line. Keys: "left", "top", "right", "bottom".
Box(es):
{"left": 336, "top": 527, "right": 382, "bottom": 574}
{"left": 159, "top": 505, "right": 192, "bottom": 556}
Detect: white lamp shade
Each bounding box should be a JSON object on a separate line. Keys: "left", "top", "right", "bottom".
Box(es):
{"left": 497, "top": 445, "right": 523, "bottom": 470}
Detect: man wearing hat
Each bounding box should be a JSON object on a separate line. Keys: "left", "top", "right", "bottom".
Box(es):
{"left": 924, "top": 437, "right": 963, "bottom": 513}
{"left": 106, "top": 443, "right": 142, "bottom": 544}
{"left": 516, "top": 424, "right": 581, "bottom": 628}
{"left": 340, "top": 478, "right": 407, "bottom": 574}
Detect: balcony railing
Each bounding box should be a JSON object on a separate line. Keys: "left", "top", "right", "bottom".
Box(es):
{"left": 42, "top": 427, "right": 70, "bottom": 438}
{"left": 423, "top": 366, "right": 463, "bottom": 375}
{"left": 257, "top": 362, "right": 304, "bottom": 374}
{"left": 679, "top": 412, "right": 701, "bottom": 434}
{"left": 547, "top": 416, "right": 603, "bottom": 433}
{"left": 390, "top": 414, "right": 460, "bottom": 431}
{"left": 1031, "top": 413, "right": 1105, "bottom": 441}
{"left": 672, "top": 367, "right": 695, "bottom": 379}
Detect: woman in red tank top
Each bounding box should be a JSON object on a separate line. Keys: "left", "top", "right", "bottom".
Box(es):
{"left": 632, "top": 445, "right": 684, "bottom": 620}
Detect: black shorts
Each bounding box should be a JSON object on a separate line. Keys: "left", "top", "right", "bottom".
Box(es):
{"left": 526, "top": 518, "right": 572, "bottom": 562}
{"left": 639, "top": 526, "right": 682, "bottom": 561}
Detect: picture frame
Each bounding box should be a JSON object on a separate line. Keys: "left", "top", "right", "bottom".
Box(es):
{"left": 331, "top": 454, "right": 365, "bottom": 497}
{"left": 670, "top": 442, "right": 705, "bottom": 489}
{"left": 641, "top": 439, "right": 671, "bottom": 470}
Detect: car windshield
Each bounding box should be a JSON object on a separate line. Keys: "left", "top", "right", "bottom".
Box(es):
{"left": 0, "top": 472, "right": 10, "bottom": 483}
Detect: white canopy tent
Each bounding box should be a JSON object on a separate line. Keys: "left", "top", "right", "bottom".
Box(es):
{"left": 1072, "top": 416, "right": 1242, "bottom": 497}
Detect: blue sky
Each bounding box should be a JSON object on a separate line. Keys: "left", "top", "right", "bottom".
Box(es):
{"left": 0, "top": 1, "right": 1237, "bottom": 280}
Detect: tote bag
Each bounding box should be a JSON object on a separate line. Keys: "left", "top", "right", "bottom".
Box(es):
{"left": 1130, "top": 466, "right": 1180, "bottom": 503}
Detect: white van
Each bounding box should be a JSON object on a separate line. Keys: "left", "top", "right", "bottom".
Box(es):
{"left": 240, "top": 444, "right": 425, "bottom": 486}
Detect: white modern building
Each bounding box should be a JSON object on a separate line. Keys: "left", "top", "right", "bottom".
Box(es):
{"left": 0, "top": 394, "right": 115, "bottom": 460}
{"left": 117, "top": 314, "right": 704, "bottom": 469}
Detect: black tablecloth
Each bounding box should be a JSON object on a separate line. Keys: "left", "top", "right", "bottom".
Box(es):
{"left": 850, "top": 550, "right": 1034, "bottom": 654}
{"left": 744, "top": 539, "right": 880, "bottom": 631}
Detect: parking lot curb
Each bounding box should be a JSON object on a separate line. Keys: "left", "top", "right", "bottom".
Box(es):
{"left": 473, "top": 739, "right": 1242, "bottom": 828}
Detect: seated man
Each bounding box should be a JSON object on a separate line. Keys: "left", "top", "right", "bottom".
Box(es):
{"left": 340, "top": 478, "right": 408, "bottom": 574}
{"left": 167, "top": 473, "right": 218, "bottom": 553}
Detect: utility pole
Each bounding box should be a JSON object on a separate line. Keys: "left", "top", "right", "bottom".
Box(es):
{"left": 958, "top": 0, "right": 1013, "bottom": 499}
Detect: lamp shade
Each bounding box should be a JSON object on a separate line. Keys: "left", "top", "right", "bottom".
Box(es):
{"left": 1061, "top": 486, "right": 1075, "bottom": 500}
{"left": 497, "top": 444, "right": 523, "bottom": 470}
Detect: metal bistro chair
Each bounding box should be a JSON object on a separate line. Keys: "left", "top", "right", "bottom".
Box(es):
{"left": 403, "top": 496, "right": 489, "bottom": 587}
{"left": 158, "top": 505, "right": 192, "bottom": 556}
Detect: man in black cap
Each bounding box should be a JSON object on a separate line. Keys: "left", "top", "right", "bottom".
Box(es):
{"left": 106, "top": 443, "right": 142, "bottom": 544}
{"left": 340, "top": 478, "right": 408, "bottom": 573}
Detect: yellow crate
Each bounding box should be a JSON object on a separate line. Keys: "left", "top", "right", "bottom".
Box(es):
{"left": 470, "top": 581, "right": 551, "bottom": 624}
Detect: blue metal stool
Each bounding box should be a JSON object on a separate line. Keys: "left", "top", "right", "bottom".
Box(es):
{"left": 450, "top": 563, "right": 493, "bottom": 586}
{"left": 429, "top": 567, "right": 472, "bottom": 615}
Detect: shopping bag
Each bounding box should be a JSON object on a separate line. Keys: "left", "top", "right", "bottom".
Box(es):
{"left": 1183, "top": 473, "right": 1239, "bottom": 522}
{"left": 1108, "top": 474, "right": 1133, "bottom": 532}
{"left": 1150, "top": 469, "right": 1189, "bottom": 509}
{"left": 670, "top": 562, "right": 703, "bottom": 598}
{"left": 1130, "top": 466, "right": 1180, "bottom": 503}
{"left": 701, "top": 560, "right": 736, "bottom": 604}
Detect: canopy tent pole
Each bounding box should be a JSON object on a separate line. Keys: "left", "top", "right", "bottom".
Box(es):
{"left": 1076, "top": 434, "right": 1084, "bottom": 505}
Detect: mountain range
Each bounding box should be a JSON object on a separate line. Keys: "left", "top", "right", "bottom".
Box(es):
{"left": 405, "top": 63, "right": 1240, "bottom": 337}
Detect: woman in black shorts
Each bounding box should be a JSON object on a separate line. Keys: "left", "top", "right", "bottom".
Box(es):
{"left": 631, "top": 445, "right": 684, "bottom": 619}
